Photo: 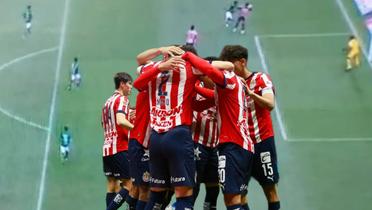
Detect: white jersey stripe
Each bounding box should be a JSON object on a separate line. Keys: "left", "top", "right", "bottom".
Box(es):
{"left": 176, "top": 65, "right": 187, "bottom": 125}
{"left": 248, "top": 73, "right": 262, "bottom": 143}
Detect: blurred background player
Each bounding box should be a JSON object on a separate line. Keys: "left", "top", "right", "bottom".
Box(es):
{"left": 23, "top": 5, "right": 32, "bottom": 37}
{"left": 68, "top": 57, "right": 81, "bottom": 90}
{"left": 220, "top": 45, "right": 281, "bottom": 210}
{"left": 101, "top": 72, "right": 134, "bottom": 210}
{"left": 186, "top": 25, "right": 198, "bottom": 47}
{"left": 225, "top": 1, "right": 238, "bottom": 27}
{"left": 59, "top": 125, "right": 72, "bottom": 163}
{"left": 233, "top": 2, "right": 253, "bottom": 34}
{"left": 345, "top": 35, "right": 361, "bottom": 71}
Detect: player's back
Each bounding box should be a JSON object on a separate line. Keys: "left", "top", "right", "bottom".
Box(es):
{"left": 146, "top": 61, "right": 199, "bottom": 133}
{"left": 215, "top": 71, "right": 253, "bottom": 152}
{"left": 101, "top": 91, "right": 130, "bottom": 156}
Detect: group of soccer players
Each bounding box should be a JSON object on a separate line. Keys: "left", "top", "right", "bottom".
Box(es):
{"left": 101, "top": 44, "right": 281, "bottom": 210}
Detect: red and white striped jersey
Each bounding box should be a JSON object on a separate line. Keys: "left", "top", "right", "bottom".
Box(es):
{"left": 246, "top": 72, "right": 275, "bottom": 144}
{"left": 101, "top": 90, "right": 130, "bottom": 156}
{"left": 129, "top": 90, "right": 151, "bottom": 148}
{"left": 192, "top": 94, "right": 218, "bottom": 148}
{"left": 215, "top": 71, "right": 254, "bottom": 152}
{"left": 138, "top": 61, "right": 200, "bottom": 133}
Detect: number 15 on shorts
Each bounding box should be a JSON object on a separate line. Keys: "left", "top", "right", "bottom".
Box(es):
{"left": 260, "top": 152, "right": 273, "bottom": 177}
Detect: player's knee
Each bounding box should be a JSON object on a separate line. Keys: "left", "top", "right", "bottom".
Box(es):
{"left": 174, "top": 186, "right": 193, "bottom": 198}
{"left": 263, "top": 184, "right": 279, "bottom": 202}
{"left": 120, "top": 178, "right": 132, "bottom": 191}
{"left": 106, "top": 178, "right": 118, "bottom": 192}
{"left": 223, "top": 193, "right": 241, "bottom": 206}
{"left": 138, "top": 185, "right": 150, "bottom": 201}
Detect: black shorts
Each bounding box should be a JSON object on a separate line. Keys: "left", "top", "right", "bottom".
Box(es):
{"left": 129, "top": 139, "right": 150, "bottom": 186}
{"left": 218, "top": 143, "right": 253, "bottom": 194}
{"left": 194, "top": 143, "right": 219, "bottom": 184}
{"left": 251, "top": 137, "right": 279, "bottom": 186}
{"left": 103, "top": 151, "right": 130, "bottom": 179}
{"left": 149, "top": 126, "right": 195, "bottom": 188}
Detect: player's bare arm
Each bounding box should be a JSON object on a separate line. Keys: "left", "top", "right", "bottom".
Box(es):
{"left": 116, "top": 113, "right": 134, "bottom": 130}
{"left": 136, "top": 46, "right": 184, "bottom": 65}
{"left": 211, "top": 61, "right": 234, "bottom": 71}
{"left": 248, "top": 91, "right": 275, "bottom": 111}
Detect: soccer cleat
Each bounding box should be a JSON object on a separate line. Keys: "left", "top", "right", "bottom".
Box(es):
{"left": 240, "top": 30, "right": 245, "bottom": 34}
{"left": 225, "top": 23, "right": 229, "bottom": 27}
{"left": 233, "top": 28, "right": 237, "bottom": 32}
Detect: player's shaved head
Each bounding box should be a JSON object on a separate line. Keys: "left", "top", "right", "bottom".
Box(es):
{"left": 220, "top": 45, "right": 248, "bottom": 62}
{"left": 114, "top": 72, "right": 133, "bottom": 89}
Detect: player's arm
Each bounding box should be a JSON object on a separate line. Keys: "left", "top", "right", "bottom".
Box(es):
{"left": 192, "top": 97, "right": 215, "bottom": 112}
{"left": 211, "top": 61, "right": 234, "bottom": 72}
{"left": 116, "top": 113, "right": 134, "bottom": 130}
{"left": 182, "top": 52, "right": 226, "bottom": 86}
{"left": 248, "top": 91, "right": 275, "bottom": 111}
{"left": 133, "top": 57, "right": 185, "bottom": 90}
{"left": 195, "top": 84, "right": 214, "bottom": 99}
{"left": 136, "top": 46, "right": 184, "bottom": 65}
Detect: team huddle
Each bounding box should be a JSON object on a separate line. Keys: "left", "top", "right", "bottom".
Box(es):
{"left": 101, "top": 44, "right": 281, "bottom": 210}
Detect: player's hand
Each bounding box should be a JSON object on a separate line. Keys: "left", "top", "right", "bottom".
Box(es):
{"left": 239, "top": 77, "right": 253, "bottom": 96}
{"left": 158, "top": 56, "right": 185, "bottom": 71}
{"left": 160, "top": 46, "right": 185, "bottom": 57}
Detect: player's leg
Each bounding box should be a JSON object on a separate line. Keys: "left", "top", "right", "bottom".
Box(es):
{"left": 75, "top": 73, "right": 81, "bottom": 87}
{"left": 346, "top": 53, "right": 353, "bottom": 71}
{"left": 64, "top": 146, "right": 70, "bottom": 160}
{"left": 107, "top": 152, "right": 132, "bottom": 210}
{"left": 218, "top": 143, "right": 253, "bottom": 210}
{"left": 240, "top": 18, "right": 246, "bottom": 34}
{"left": 252, "top": 137, "right": 280, "bottom": 210}
{"left": 145, "top": 131, "right": 170, "bottom": 210}
{"left": 233, "top": 17, "right": 242, "bottom": 32}
{"left": 203, "top": 147, "right": 219, "bottom": 210}
{"left": 68, "top": 74, "right": 74, "bottom": 90}
{"left": 103, "top": 156, "right": 119, "bottom": 207}
{"left": 127, "top": 185, "right": 139, "bottom": 210}
{"left": 60, "top": 146, "right": 66, "bottom": 162}
{"left": 355, "top": 53, "right": 361, "bottom": 67}
{"left": 166, "top": 126, "right": 195, "bottom": 210}
{"left": 225, "top": 11, "right": 233, "bottom": 27}
{"left": 193, "top": 143, "right": 208, "bottom": 204}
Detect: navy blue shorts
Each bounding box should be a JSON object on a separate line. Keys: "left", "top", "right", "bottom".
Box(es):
{"left": 129, "top": 139, "right": 150, "bottom": 186}
{"left": 149, "top": 126, "right": 196, "bottom": 188}
{"left": 217, "top": 143, "right": 253, "bottom": 194}
{"left": 251, "top": 137, "right": 279, "bottom": 186}
{"left": 102, "top": 151, "right": 130, "bottom": 179}
{"left": 194, "top": 143, "right": 219, "bottom": 184}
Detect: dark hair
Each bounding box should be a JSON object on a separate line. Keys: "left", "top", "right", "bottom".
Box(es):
{"left": 219, "top": 45, "right": 248, "bottom": 62}
{"left": 190, "top": 25, "right": 195, "bottom": 30}
{"left": 114, "top": 72, "right": 132, "bottom": 89}
{"left": 349, "top": 35, "right": 355, "bottom": 40}
{"left": 203, "top": 56, "right": 219, "bottom": 62}
{"left": 74, "top": 57, "right": 78, "bottom": 62}
{"left": 27, "top": 5, "right": 31, "bottom": 9}
{"left": 180, "top": 45, "right": 198, "bottom": 55}
{"left": 64, "top": 126, "right": 68, "bottom": 131}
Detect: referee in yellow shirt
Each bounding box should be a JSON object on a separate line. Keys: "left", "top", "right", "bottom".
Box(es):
{"left": 345, "top": 35, "right": 361, "bottom": 71}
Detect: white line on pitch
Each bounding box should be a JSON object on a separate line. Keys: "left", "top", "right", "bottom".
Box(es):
{"left": 254, "top": 35, "right": 289, "bottom": 141}
{"left": 0, "top": 47, "right": 58, "bottom": 73}
{"left": 0, "top": 106, "right": 48, "bottom": 131}
{"left": 36, "top": 0, "right": 70, "bottom": 210}
{"left": 287, "top": 137, "right": 372, "bottom": 142}
{"left": 335, "top": 0, "right": 372, "bottom": 69}
{"left": 260, "top": 32, "right": 349, "bottom": 38}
